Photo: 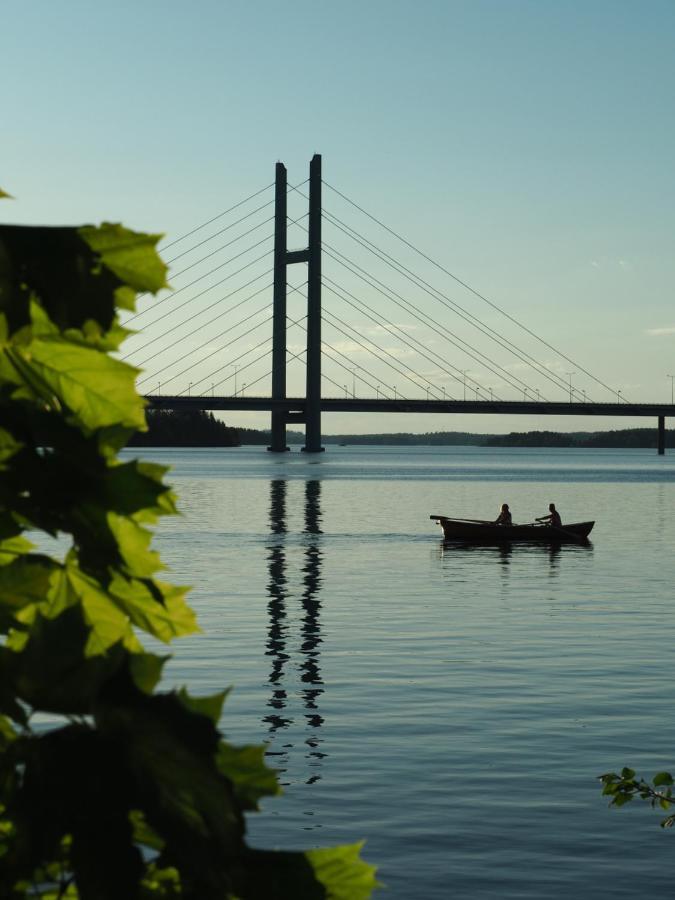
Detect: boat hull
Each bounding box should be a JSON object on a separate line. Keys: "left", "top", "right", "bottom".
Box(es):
{"left": 430, "top": 517, "right": 594, "bottom": 543}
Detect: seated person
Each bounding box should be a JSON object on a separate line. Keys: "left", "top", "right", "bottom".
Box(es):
{"left": 536, "top": 503, "right": 562, "bottom": 528}
{"left": 495, "top": 503, "right": 512, "bottom": 525}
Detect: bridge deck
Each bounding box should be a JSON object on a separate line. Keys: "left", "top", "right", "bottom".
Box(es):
{"left": 145, "top": 395, "right": 673, "bottom": 418}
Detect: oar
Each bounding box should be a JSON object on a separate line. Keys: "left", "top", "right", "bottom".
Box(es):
{"left": 429, "top": 515, "right": 495, "bottom": 525}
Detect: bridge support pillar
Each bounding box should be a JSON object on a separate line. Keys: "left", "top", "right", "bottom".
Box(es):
{"left": 268, "top": 163, "right": 290, "bottom": 452}
{"left": 302, "top": 154, "right": 324, "bottom": 453}
{"left": 658, "top": 415, "right": 665, "bottom": 455}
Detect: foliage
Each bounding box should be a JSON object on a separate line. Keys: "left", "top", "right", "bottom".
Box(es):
{"left": 0, "top": 200, "right": 377, "bottom": 898}
{"left": 599, "top": 768, "right": 675, "bottom": 827}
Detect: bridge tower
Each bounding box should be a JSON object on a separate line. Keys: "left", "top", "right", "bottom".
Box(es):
{"left": 268, "top": 154, "right": 323, "bottom": 453}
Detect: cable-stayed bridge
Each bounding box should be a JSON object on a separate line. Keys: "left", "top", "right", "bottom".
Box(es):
{"left": 123, "top": 155, "right": 673, "bottom": 453}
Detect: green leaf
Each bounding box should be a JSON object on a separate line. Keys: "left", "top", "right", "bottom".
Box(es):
{"left": 0, "top": 427, "right": 22, "bottom": 467}
{"left": 177, "top": 687, "right": 229, "bottom": 725}
{"left": 215, "top": 741, "right": 281, "bottom": 811}
{"left": 0, "top": 535, "right": 33, "bottom": 566}
{"left": 307, "top": 842, "right": 380, "bottom": 900}
{"left": 96, "top": 691, "right": 245, "bottom": 895}
{"left": 654, "top": 772, "right": 673, "bottom": 787}
{"left": 105, "top": 460, "right": 177, "bottom": 518}
{"left": 621, "top": 767, "right": 636, "bottom": 780}
{"left": 0, "top": 554, "right": 61, "bottom": 635}
{"left": 79, "top": 223, "right": 168, "bottom": 298}
{"left": 0, "top": 606, "right": 161, "bottom": 714}
{"left": 230, "top": 844, "right": 379, "bottom": 899}
{"left": 107, "top": 571, "right": 197, "bottom": 644}
{"left": 13, "top": 334, "right": 145, "bottom": 431}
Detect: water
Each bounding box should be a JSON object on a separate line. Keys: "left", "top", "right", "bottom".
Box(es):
{"left": 134, "top": 446, "right": 675, "bottom": 898}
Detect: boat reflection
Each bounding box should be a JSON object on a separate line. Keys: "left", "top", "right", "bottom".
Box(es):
{"left": 264, "top": 479, "right": 325, "bottom": 788}
{"left": 437, "top": 538, "right": 592, "bottom": 577}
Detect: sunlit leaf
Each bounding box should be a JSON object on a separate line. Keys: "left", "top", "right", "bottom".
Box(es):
{"left": 79, "top": 223, "right": 168, "bottom": 298}
{"left": 215, "top": 741, "right": 281, "bottom": 811}
{"left": 177, "top": 687, "right": 229, "bottom": 725}
{"left": 16, "top": 335, "right": 145, "bottom": 431}
{"left": 308, "top": 842, "right": 380, "bottom": 899}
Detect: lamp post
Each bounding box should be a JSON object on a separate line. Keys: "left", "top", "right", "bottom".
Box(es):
{"left": 188, "top": 383, "right": 192, "bottom": 396}
{"left": 582, "top": 389, "right": 586, "bottom": 403}
{"left": 376, "top": 385, "right": 380, "bottom": 399}
{"left": 536, "top": 389, "right": 540, "bottom": 401}
{"left": 344, "top": 385, "right": 348, "bottom": 398}
{"left": 461, "top": 371, "right": 467, "bottom": 401}
{"left": 234, "top": 365, "right": 239, "bottom": 397}
{"left": 489, "top": 387, "right": 493, "bottom": 401}
{"left": 617, "top": 389, "right": 622, "bottom": 403}
{"left": 352, "top": 369, "right": 356, "bottom": 398}
{"left": 442, "top": 386, "right": 446, "bottom": 400}
{"left": 241, "top": 383, "right": 246, "bottom": 397}
{"left": 668, "top": 374, "right": 675, "bottom": 405}
{"left": 565, "top": 372, "right": 575, "bottom": 403}
{"left": 393, "top": 386, "right": 397, "bottom": 399}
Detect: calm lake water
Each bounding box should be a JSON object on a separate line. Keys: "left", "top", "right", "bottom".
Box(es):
{"left": 133, "top": 446, "right": 675, "bottom": 898}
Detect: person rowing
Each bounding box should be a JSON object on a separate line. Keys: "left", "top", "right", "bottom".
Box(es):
{"left": 536, "top": 503, "right": 562, "bottom": 528}
{"left": 495, "top": 503, "right": 512, "bottom": 525}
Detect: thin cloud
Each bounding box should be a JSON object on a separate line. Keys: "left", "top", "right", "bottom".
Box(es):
{"left": 645, "top": 326, "right": 675, "bottom": 337}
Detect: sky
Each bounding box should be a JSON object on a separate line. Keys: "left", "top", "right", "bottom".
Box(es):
{"left": 3, "top": 0, "right": 675, "bottom": 434}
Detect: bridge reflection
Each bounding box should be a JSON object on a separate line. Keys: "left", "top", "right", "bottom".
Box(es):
{"left": 264, "top": 479, "right": 326, "bottom": 786}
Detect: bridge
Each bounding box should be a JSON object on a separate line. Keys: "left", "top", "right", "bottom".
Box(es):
{"left": 124, "top": 155, "right": 673, "bottom": 453}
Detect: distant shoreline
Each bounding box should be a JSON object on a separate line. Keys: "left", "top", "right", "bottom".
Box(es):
{"left": 129, "top": 412, "right": 675, "bottom": 449}
{"left": 239, "top": 426, "right": 674, "bottom": 449}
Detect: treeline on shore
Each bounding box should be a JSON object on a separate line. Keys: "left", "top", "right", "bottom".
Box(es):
{"left": 129, "top": 411, "right": 674, "bottom": 449}
{"left": 129, "top": 409, "right": 240, "bottom": 447}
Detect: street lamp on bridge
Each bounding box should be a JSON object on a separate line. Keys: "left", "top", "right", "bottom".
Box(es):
{"left": 565, "top": 372, "right": 575, "bottom": 403}
{"left": 668, "top": 374, "right": 675, "bottom": 404}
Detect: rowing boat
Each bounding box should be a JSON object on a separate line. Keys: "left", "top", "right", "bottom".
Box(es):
{"left": 429, "top": 516, "right": 594, "bottom": 543}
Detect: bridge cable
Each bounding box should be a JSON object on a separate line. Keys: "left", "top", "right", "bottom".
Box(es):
{"left": 125, "top": 235, "right": 273, "bottom": 325}
{"left": 322, "top": 216, "right": 568, "bottom": 397}
{"left": 158, "top": 181, "right": 274, "bottom": 253}
{"left": 195, "top": 313, "right": 308, "bottom": 396}
{"left": 122, "top": 269, "right": 274, "bottom": 368}
{"left": 290, "top": 183, "right": 564, "bottom": 399}
{"left": 322, "top": 181, "right": 617, "bottom": 400}
{"left": 162, "top": 201, "right": 275, "bottom": 266}
{"left": 322, "top": 275, "right": 498, "bottom": 400}
{"left": 322, "top": 255, "right": 538, "bottom": 399}
{"left": 322, "top": 308, "right": 443, "bottom": 399}
{"left": 136, "top": 296, "right": 273, "bottom": 377}
{"left": 159, "top": 283, "right": 307, "bottom": 393}
{"left": 139, "top": 311, "right": 274, "bottom": 388}
{"left": 323, "top": 252, "right": 538, "bottom": 398}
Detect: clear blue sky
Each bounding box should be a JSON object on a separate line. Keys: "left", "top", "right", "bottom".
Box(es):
{"left": 4, "top": 0, "right": 674, "bottom": 433}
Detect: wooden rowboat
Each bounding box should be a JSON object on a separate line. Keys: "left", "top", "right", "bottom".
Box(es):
{"left": 430, "top": 515, "right": 594, "bottom": 543}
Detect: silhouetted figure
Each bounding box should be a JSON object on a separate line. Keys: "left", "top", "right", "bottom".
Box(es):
{"left": 537, "top": 503, "right": 562, "bottom": 528}
{"left": 495, "top": 503, "right": 512, "bottom": 525}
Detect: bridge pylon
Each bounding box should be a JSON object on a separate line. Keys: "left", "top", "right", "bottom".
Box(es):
{"left": 267, "top": 154, "right": 324, "bottom": 453}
